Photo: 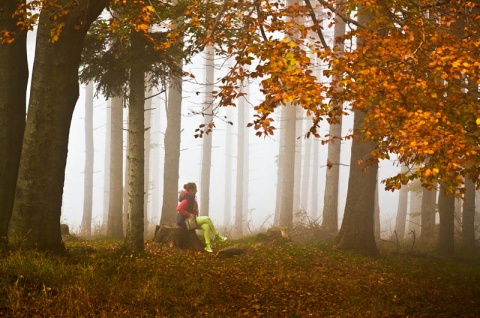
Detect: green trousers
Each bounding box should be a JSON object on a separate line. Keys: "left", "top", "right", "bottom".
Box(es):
{"left": 195, "top": 216, "right": 219, "bottom": 245}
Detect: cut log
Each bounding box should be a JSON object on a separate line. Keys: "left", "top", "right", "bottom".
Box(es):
{"left": 153, "top": 225, "right": 204, "bottom": 251}
{"left": 266, "top": 227, "right": 290, "bottom": 243}
{"left": 217, "top": 246, "right": 245, "bottom": 259}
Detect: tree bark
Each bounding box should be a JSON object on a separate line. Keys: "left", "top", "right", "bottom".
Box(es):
{"left": 200, "top": 45, "right": 214, "bottom": 217}
{"left": 160, "top": 62, "right": 183, "bottom": 226}
{"left": 279, "top": 104, "right": 296, "bottom": 228}
{"left": 438, "top": 184, "right": 455, "bottom": 255}
{"left": 125, "top": 30, "right": 145, "bottom": 253}
{"left": 394, "top": 166, "right": 409, "bottom": 241}
{"left": 0, "top": 0, "right": 28, "bottom": 246}
{"left": 107, "top": 97, "right": 124, "bottom": 239}
{"left": 336, "top": 109, "right": 378, "bottom": 256}
{"left": 81, "top": 82, "right": 94, "bottom": 237}
{"left": 10, "top": 0, "right": 107, "bottom": 251}
{"left": 322, "top": 7, "right": 346, "bottom": 235}
{"left": 420, "top": 186, "right": 437, "bottom": 244}
{"left": 461, "top": 178, "right": 476, "bottom": 251}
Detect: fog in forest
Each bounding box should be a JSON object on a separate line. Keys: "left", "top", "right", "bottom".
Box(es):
{"left": 22, "top": 26, "right": 401, "bottom": 237}
{"left": 59, "top": 58, "right": 401, "bottom": 237}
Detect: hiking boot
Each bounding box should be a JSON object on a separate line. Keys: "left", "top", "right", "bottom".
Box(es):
{"left": 215, "top": 234, "right": 227, "bottom": 242}
{"left": 205, "top": 244, "right": 213, "bottom": 253}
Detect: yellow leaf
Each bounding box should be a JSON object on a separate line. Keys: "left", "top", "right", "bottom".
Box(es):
{"left": 476, "top": 118, "right": 480, "bottom": 126}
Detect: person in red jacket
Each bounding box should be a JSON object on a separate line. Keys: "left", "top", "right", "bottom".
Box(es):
{"left": 176, "top": 182, "right": 227, "bottom": 252}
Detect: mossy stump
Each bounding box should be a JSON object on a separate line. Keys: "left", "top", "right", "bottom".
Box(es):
{"left": 153, "top": 225, "right": 204, "bottom": 251}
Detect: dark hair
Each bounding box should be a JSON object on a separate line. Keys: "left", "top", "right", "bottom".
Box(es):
{"left": 183, "top": 182, "right": 197, "bottom": 191}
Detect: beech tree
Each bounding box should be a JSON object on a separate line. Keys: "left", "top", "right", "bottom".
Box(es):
{"left": 0, "top": 0, "right": 28, "bottom": 247}
{"left": 9, "top": 0, "right": 107, "bottom": 251}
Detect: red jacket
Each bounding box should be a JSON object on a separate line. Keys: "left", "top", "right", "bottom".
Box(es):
{"left": 176, "top": 190, "right": 198, "bottom": 218}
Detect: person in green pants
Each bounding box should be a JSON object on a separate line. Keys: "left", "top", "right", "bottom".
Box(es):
{"left": 176, "top": 182, "right": 227, "bottom": 252}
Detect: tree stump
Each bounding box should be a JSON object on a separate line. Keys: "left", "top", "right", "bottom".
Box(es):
{"left": 60, "top": 223, "right": 70, "bottom": 236}
{"left": 153, "top": 225, "right": 204, "bottom": 251}
{"left": 267, "top": 227, "right": 290, "bottom": 243}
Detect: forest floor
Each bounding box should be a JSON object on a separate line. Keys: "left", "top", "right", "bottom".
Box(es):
{"left": 1, "top": 232, "right": 479, "bottom": 318}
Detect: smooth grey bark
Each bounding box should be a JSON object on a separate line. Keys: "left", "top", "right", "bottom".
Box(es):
{"left": 293, "top": 107, "right": 303, "bottom": 214}
{"left": 224, "top": 106, "right": 233, "bottom": 227}
{"left": 336, "top": 108, "right": 379, "bottom": 256}
{"left": 103, "top": 98, "right": 111, "bottom": 227}
{"left": 279, "top": 104, "right": 296, "bottom": 228}
{"left": 420, "top": 186, "right": 437, "bottom": 244}
{"left": 160, "top": 62, "right": 183, "bottom": 226}
{"left": 106, "top": 97, "right": 124, "bottom": 239}
{"left": 0, "top": 0, "right": 28, "bottom": 246}
{"left": 438, "top": 184, "right": 455, "bottom": 255}
{"left": 234, "top": 96, "right": 247, "bottom": 237}
{"left": 310, "top": 138, "right": 319, "bottom": 219}
{"left": 144, "top": 90, "right": 152, "bottom": 233}
{"left": 81, "top": 82, "right": 94, "bottom": 237}
{"left": 461, "top": 178, "right": 476, "bottom": 251}
{"left": 274, "top": 109, "right": 286, "bottom": 225}
{"left": 322, "top": 7, "right": 346, "bottom": 235}
{"left": 300, "top": 122, "right": 311, "bottom": 213}
{"left": 125, "top": 30, "right": 145, "bottom": 253}
{"left": 374, "top": 180, "right": 380, "bottom": 239}
{"left": 10, "top": 1, "right": 107, "bottom": 251}
{"left": 200, "top": 46, "right": 214, "bottom": 217}
{"left": 394, "top": 166, "right": 409, "bottom": 241}
{"left": 407, "top": 189, "right": 422, "bottom": 236}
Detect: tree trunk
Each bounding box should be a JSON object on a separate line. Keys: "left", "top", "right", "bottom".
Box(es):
{"left": 81, "top": 82, "right": 94, "bottom": 237}
{"left": 394, "top": 166, "right": 409, "bottom": 241}
{"left": 322, "top": 7, "right": 346, "bottom": 235}
{"left": 10, "top": 1, "right": 107, "bottom": 251}
{"left": 102, "top": 99, "right": 111, "bottom": 229}
{"left": 144, "top": 90, "right": 152, "bottom": 233}
{"left": 160, "top": 62, "right": 183, "bottom": 225}
{"left": 438, "top": 184, "right": 455, "bottom": 255}
{"left": 420, "top": 186, "right": 437, "bottom": 244}
{"left": 200, "top": 45, "right": 214, "bottom": 217}
{"left": 310, "top": 138, "right": 319, "bottom": 219}
{"left": 279, "top": 104, "right": 296, "bottom": 228}
{"left": 106, "top": 97, "right": 124, "bottom": 239}
{"left": 274, "top": 109, "right": 286, "bottom": 225}
{"left": 300, "top": 123, "right": 311, "bottom": 213}
{"left": 461, "top": 178, "right": 476, "bottom": 251}
{"left": 336, "top": 109, "right": 378, "bottom": 256}
{"left": 224, "top": 106, "right": 233, "bottom": 227}
{"left": 0, "top": 0, "right": 28, "bottom": 246}
{"left": 125, "top": 30, "right": 145, "bottom": 253}
{"left": 234, "top": 94, "right": 246, "bottom": 237}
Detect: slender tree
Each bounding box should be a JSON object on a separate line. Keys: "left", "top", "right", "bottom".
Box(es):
{"left": 106, "top": 97, "right": 124, "bottom": 239}
{"left": 394, "top": 166, "right": 409, "bottom": 241}
{"left": 160, "top": 63, "right": 183, "bottom": 225}
{"left": 200, "top": 45, "right": 214, "bottom": 217}
{"left": 322, "top": 4, "right": 346, "bottom": 235}
{"left": 125, "top": 30, "right": 146, "bottom": 252}
{"left": 461, "top": 178, "right": 476, "bottom": 251}
{"left": 81, "top": 82, "right": 94, "bottom": 237}
{"left": 0, "top": 0, "right": 28, "bottom": 246}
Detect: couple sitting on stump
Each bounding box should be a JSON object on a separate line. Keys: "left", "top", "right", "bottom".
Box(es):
{"left": 176, "top": 182, "right": 227, "bottom": 252}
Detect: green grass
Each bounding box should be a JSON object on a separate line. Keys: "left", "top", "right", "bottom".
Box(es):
{"left": 1, "top": 236, "right": 479, "bottom": 317}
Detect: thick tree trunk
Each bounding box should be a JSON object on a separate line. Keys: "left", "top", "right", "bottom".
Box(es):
{"left": 438, "top": 184, "right": 455, "bottom": 255}
{"left": 461, "top": 178, "right": 476, "bottom": 251}
{"left": 160, "top": 62, "right": 183, "bottom": 226}
{"left": 125, "top": 30, "right": 145, "bottom": 253}
{"left": 336, "top": 109, "right": 378, "bottom": 256}
{"left": 81, "top": 82, "right": 94, "bottom": 237}
{"left": 107, "top": 97, "right": 124, "bottom": 239}
{"left": 0, "top": 0, "right": 28, "bottom": 246}
{"left": 420, "top": 186, "right": 437, "bottom": 244}
{"left": 10, "top": 1, "right": 107, "bottom": 251}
